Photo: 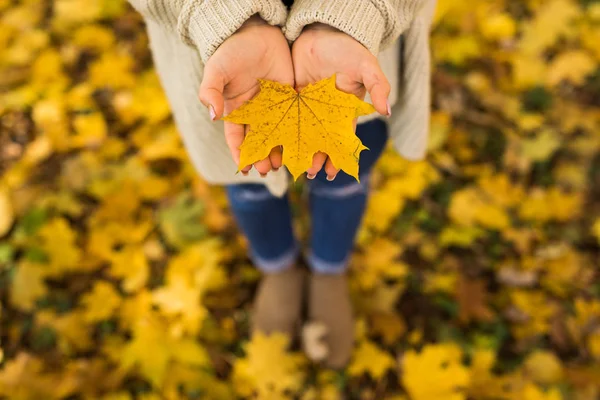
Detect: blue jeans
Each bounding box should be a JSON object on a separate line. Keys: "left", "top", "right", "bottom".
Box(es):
{"left": 226, "top": 119, "right": 388, "bottom": 274}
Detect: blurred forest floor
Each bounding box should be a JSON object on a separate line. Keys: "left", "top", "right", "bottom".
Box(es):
{"left": 1, "top": 0, "right": 600, "bottom": 399}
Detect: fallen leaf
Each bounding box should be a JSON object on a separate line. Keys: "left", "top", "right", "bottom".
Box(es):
{"left": 80, "top": 281, "right": 122, "bottom": 323}
{"left": 547, "top": 50, "right": 596, "bottom": 87}
{"left": 348, "top": 340, "right": 395, "bottom": 380}
{"left": 519, "top": 383, "right": 563, "bottom": 400}
{"left": 402, "top": 343, "right": 470, "bottom": 400}
{"left": 9, "top": 261, "right": 47, "bottom": 311}
{"left": 302, "top": 321, "right": 329, "bottom": 362}
{"left": 456, "top": 276, "right": 495, "bottom": 324}
{"left": 0, "top": 186, "right": 14, "bottom": 237}
{"left": 524, "top": 350, "right": 564, "bottom": 384}
{"left": 121, "top": 313, "right": 209, "bottom": 388}
{"left": 233, "top": 332, "right": 306, "bottom": 398}
{"left": 223, "top": 75, "right": 375, "bottom": 180}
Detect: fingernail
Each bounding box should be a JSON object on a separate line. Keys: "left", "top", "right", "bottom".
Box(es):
{"left": 260, "top": 173, "right": 267, "bottom": 178}
{"left": 307, "top": 173, "right": 316, "bottom": 180}
{"left": 241, "top": 170, "right": 249, "bottom": 176}
{"left": 327, "top": 175, "right": 336, "bottom": 181}
{"left": 272, "top": 167, "right": 280, "bottom": 172}
{"left": 209, "top": 104, "right": 216, "bottom": 121}
{"left": 386, "top": 100, "right": 392, "bottom": 117}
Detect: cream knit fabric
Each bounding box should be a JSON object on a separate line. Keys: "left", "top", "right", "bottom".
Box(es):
{"left": 127, "top": 0, "right": 436, "bottom": 196}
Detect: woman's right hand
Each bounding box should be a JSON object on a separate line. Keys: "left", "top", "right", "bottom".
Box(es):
{"left": 199, "top": 15, "right": 294, "bottom": 177}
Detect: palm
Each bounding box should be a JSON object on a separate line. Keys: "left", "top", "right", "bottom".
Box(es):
{"left": 291, "top": 24, "right": 390, "bottom": 179}
{"left": 200, "top": 18, "right": 294, "bottom": 175}
{"left": 292, "top": 26, "right": 371, "bottom": 99}
{"left": 214, "top": 24, "right": 294, "bottom": 115}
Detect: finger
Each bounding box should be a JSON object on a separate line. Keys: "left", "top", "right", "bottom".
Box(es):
{"left": 306, "top": 151, "right": 327, "bottom": 179}
{"left": 224, "top": 121, "right": 245, "bottom": 168}
{"left": 361, "top": 61, "right": 391, "bottom": 116}
{"left": 198, "top": 64, "right": 225, "bottom": 120}
{"left": 254, "top": 158, "right": 272, "bottom": 177}
{"left": 270, "top": 146, "right": 283, "bottom": 171}
{"left": 241, "top": 164, "right": 252, "bottom": 176}
{"left": 324, "top": 158, "right": 340, "bottom": 181}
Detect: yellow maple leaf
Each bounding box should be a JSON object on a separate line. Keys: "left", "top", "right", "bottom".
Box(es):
{"left": 223, "top": 75, "right": 375, "bottom": 180}
{"left": 121, "top": 313, "right": 209, "bottom": 388}
{"left": 509, "top": 290, "right": 556, "bottom": 339}
{"left": 520, "top": 383, "right": 563, "bottom": 400}
{"left": 519, "top": 188, "right": 582, "bottom": 223}
{"left": 467, "top": 349, "right": 497, "bottom": 399}
{"left": 0, "top": 186, "right": 13, "bottom": 237}
{"left": 566, "top": 298, "right": 600, "bottom": 346}
{"left": 109, "top": 246, "right": 149, "bottom": 293}
{"left": 151, "top": 277, "right": 207, "bottom": 335}
{"left": 348, "top": 340, "right": 395, "bottom": 380}
{"left": 37, "top": 217, "right": 82, "bottom": 276}
{"left": 9, "top": 261, "right": 47, "bottom": 311}
{"left": 480, "top": 12, "right": 517, "bottom": 41}
{"left": 89, "top": 52, "right": 135, "bottom": 89}
{"left": 402, "top": 344, "right": 470, "bottom": 400}
{"left": 520, "top": 129, "right": 561, "bottom": 163}
{"left": 547, "top": 50, "right": 596, "bottom": 87}
{"left": 524, "top": 350, "right": 564, "bottom": 384}
{"left": 36, "top": 310, "right": 93, "bottom": 353}
{"left": 588, "top": 331, "right": 600, "bottom": 360}
{"left": 233, "top": 332, "right": 306, "bottom": 398}
{"left": 72, "top": 25, "right": 115, "bottom": 52}
{"left": 519, "top": 0, "right": 581, "bottom": 56}
{"left": 80, "top": 281, "right": 122, "bottom": 323}
{"left": 71, "top": 112, "right": 107, "bottom": 149}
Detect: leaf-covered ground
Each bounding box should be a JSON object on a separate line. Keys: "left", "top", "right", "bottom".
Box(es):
{"left": 1, "top": 0, "right": 600, "bottom": 399}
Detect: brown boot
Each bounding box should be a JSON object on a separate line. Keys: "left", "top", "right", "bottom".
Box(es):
{"left": 307, "top": 273, "right": 354, "bottom": 369}
{"left": 252, "top": 266, "right": 305, "bottom": 338}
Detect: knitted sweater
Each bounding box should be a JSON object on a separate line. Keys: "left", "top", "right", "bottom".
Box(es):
{"left": 128, "top": 0, "right": 437, "bottom": 196}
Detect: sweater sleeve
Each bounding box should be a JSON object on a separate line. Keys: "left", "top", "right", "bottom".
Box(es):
{"left": 284, "top": 0, "right": 424, "bottom": 55}
{"left": 127, "top": 0, "right": 288, "bottom": 63}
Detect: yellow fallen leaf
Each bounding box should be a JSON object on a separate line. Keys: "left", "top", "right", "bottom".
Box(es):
{"left": 121, "top": 313, "right": 209, "bottom": 388}
{"left": 72, "top": 25, "right": 115, "bottom": 51}
{"left": 524, "top": 350, "right": 564, "bottom": 384}
{"left": 71, "top": 112, "right": 107, "bottom": 149}
{"left": 468, "top": 349, "right": 497, "bottom": 399}
{"left": 592, "top": 219, "right": 600, "bottom": 243}
{"left": 89, "top": 52, "right": 135, "bottom": 89}
{"left": 9, "top": 261, "right": 47, "bottom": 311}
{"left": 348, "top": 340, "right": 395, "bottom": 380}
{"left": 521, "top": 129, "right": 561, "bottom": 162}
{"left": 0, "top": 187, "right": 13, "bottom": 237}
{"left": 109, "top": 246, "right": 149, "bottom": 293}
{"left": 36, "top": 310, "right": 93, "bottom": 353}
{"left": 566, "top": 298, "right": 600, "bottom": 346}
{"left": 520, "top": 383, "right": 563, "bottom": 400}
{"left": 547, "top": 50, "right": 596, "bottom": 87}
{"left": 223, "top": 75, "right": 375, "bottom": 180}
{"left": 151, "top": 260, "right": 211, "bottom": 335}
{"left": 480, "top": 12, "right": 517, "bottom": 41}
{"left": 588, "top": 331, "right": 600, "bottom": 360}
{"left": 302, "top": 321, "right": 329, "bottom": 362}
{"left": 80, "top": 281, "right": 122, "bottom": 323}
{"left": 37, "top": 218, "right": 82, "bottom": 276}
{"left": 519, "top": 0, "right": 581, "bottom": 56}
{"left": 402, "top": 343, "right": 470, "bottom": 400}
{"left": 233, "top": 332, "right": 306, "bottom": 398}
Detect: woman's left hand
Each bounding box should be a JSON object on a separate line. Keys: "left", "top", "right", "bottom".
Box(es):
{"left": 292, "top": 23, "right": 391, "bottom": 180}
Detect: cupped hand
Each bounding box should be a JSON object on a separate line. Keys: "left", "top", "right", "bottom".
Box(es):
{"left": 199, "top": 15, "right": 294, "bottom": 176}
{"left": 292, "top": 23, "right": 391, "bottom": 180}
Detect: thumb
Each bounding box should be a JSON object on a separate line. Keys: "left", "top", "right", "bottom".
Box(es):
{"left": 199, "top": 64, "right": 225, "bottom": 121}
{"left": 362, "top": 61, "right": 391, "bottom": 117}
